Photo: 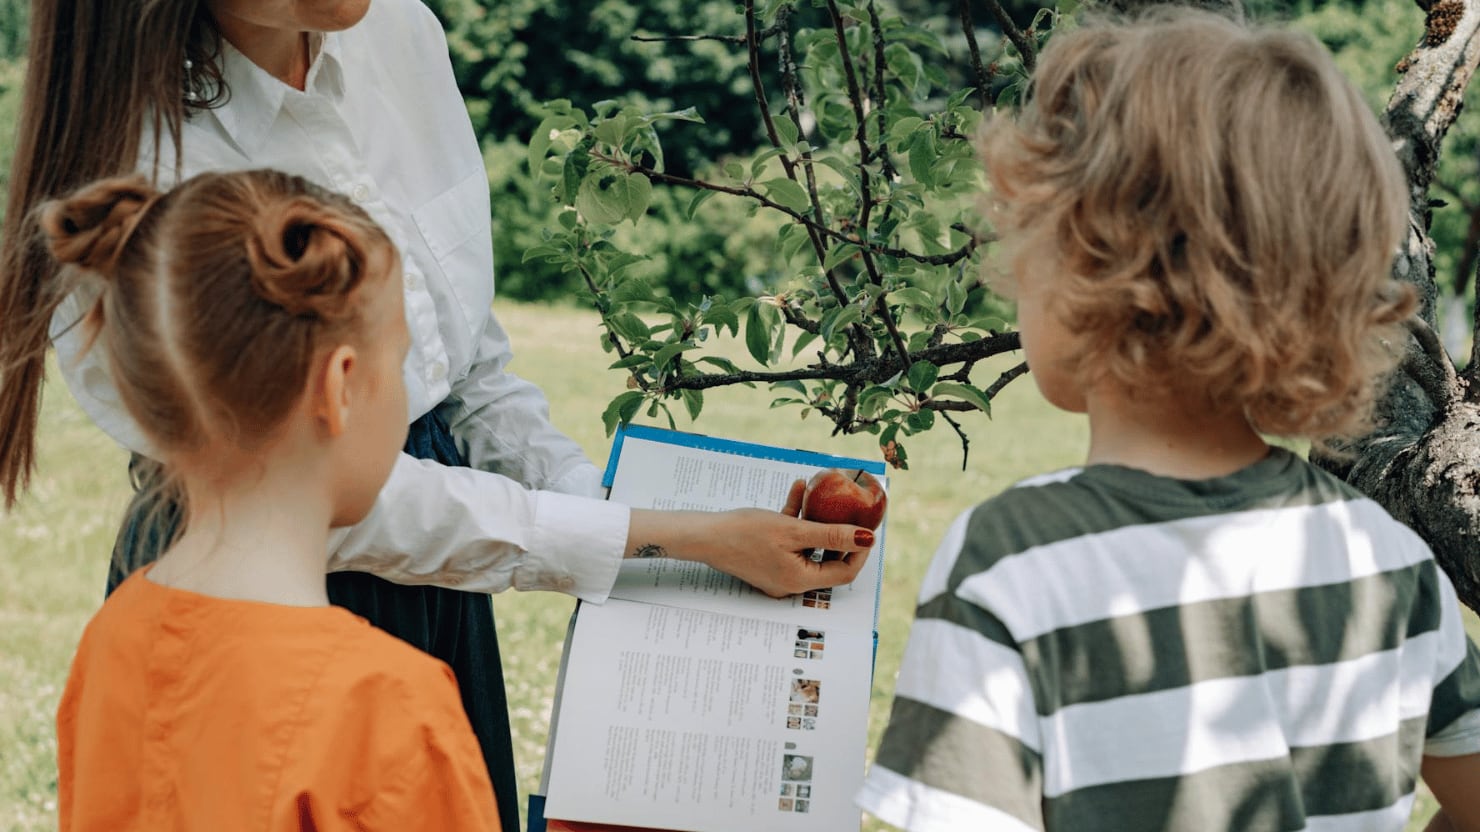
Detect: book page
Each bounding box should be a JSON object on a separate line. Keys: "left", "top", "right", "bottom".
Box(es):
{"left": 544, "top": 598, "right": 872, "bottom": 832}
{"left": 606, "top": 435, "right": 885, "bottom": 631}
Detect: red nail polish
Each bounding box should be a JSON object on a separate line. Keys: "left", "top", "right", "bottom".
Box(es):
{"left": 854, "top": 529, "right": 875, "bottom": 548}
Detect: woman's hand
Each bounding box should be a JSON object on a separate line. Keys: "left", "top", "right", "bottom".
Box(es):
{"left": 625, "top": 480, "right": 876, "bottom": 598}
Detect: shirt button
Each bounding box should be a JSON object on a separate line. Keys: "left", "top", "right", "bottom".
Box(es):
{"left": 351, "top": 184, "right": 371, "bottom": 202}
{"left": 428, "top": 362, "right": 447, "bottom": 382}
{"left": 404, "top": 270, "right": 424, "bottom": 292}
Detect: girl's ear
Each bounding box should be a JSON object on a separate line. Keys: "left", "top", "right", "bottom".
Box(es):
{"left": 313, "top": 345, "right": 358, "bottom": 438}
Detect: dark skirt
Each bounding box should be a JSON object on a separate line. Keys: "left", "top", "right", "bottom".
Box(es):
{"left": 108, "top": 411, "right": 521, "bottom": 832}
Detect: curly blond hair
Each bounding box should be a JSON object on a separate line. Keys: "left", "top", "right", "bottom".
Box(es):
{"left": 980, "top": 9, "right": 1415, "bottom": 439}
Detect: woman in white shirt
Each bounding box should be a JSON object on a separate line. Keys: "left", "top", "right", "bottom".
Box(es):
{"left": 0, "top": 1, "right": 877, "bottom": 828}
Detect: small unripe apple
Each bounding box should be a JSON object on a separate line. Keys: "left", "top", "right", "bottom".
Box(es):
{"left": 801, "top": 468, "right": 887, "bottom": 560}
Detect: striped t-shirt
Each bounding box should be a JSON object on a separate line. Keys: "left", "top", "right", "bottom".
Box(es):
{"left": 858, "top": 448, "right": 1480, "bottom": 831}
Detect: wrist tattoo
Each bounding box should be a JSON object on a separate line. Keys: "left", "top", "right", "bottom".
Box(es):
{"left": 633, "top": 543, "right": 668, "bottom": 558}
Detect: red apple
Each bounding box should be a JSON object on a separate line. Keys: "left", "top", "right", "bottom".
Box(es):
{"left": 800, "top": 468, "right": 887, "bottom": 561}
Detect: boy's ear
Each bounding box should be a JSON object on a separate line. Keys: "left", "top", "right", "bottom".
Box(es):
{"left": 312, "top": 345, "right": 358, "bottom": 438}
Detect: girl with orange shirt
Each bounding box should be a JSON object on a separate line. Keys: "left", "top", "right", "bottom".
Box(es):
{"left": 36, "top": 169, "right": 499, "bottom": 830}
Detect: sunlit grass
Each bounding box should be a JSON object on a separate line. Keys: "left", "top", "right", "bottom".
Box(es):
{"left": 2, "top": 299, "right": 1475, "bottom": 831}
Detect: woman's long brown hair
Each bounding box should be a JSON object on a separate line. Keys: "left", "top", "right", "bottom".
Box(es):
{"left": 0, "top": 0, "right": 226, "bottom": 507}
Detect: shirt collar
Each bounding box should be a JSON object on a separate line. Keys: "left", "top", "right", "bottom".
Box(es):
{"left": 211, "top": 31, "right": 345, "bottom": 157}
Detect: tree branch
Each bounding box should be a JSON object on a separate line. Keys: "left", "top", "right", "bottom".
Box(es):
{"left": 959, "top": 0, "right": 996, "bottom": 108}
{"left": 595, "top": 152, "right": 984, "bottom": 267}
{"left": 1402, "top": 316, "right": 1461, "bottom": 410}
{"left": 825, "top": 0, "right": 914, "bottom": 372}
{"left": 866, "top": 2, "right": 899, "bottom": 181}
{"left": 982, "top": 360, "right": 1030, "bottom": 400}
{"left": 661, "top": 331, "right": 1022, "bottom": 392}
{"left": 632, "top": 18, "right": 786, "bottom": 46}
{"left": 981, "top": 0, "right": 1036, "bottom": 71}
{"left": 1382, "top": 0, "right": 1480, "bottom": 321}
{"left": 939, "top": 410, "right": 972, "bottom": 471}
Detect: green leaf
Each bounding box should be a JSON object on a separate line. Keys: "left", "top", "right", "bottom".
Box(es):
{"left": 745, "top": 303, "right": 774, "bottom": 364}
{"left": 930, "top": 382, "right": 992, "bottom": 416}
{"left": 601, "top": 391, "right": 645, "bottom": 436}
{"left": 946, "top": 276, "right": 967, "bottom": 316}
{"left": 750, "top": 146, "right": 788, "bottom": 180}
{"left": 520, "top": 243, "right": 564, "bottom": 263}
{"left": 528, "top": 114, "right": 577, "bottom": 177}
{"left": 857, "top": 385, "right": 894, "bottom": 418}
{"left": 790, "top": 329, "right": 819, "bottom": 358}
{"left": 608, "top": 312, "right": 650, "bottom": 341}
{"left": 680, "top": 388, "right": 704, "bottom": 420}
{"left": 884, "top": 43, "right": 926, "bottom": 97}
{"left": 762, "top": 178, "right": 812, "bottom": 213}
{"left": 823, "top": 243, "right": 862, "bottom": 272}
{"left": 889, "top": 287, "right": 938, "bottom": 311}
{"left": 607, "top": 354, "right": 648, "bottom": 370}
{"left": 908, "top": 132, "right": 938, "bottom": 187}
{"left": 560, "top": 138, "right": 594, "bottom": 205}
{"left": 701, "top": 304, "right": 740, "bottom": 337}
{"left": 684, "top": 189, "right": 717, "bottom": 221}
{"left": 997, "top": 81, "right": 1024, "bottom": 109}
{"left": 820, "top": 305, "right": 864, "bottom": 344}
{"left": 774, "top": 114, "right": 801, "bottom": 147}
{"left": 887, "top": 116, "right": 925, "bottom": 147}
{"left": 906, "top": 360, "right": 939, "bottom": 392}
{"left": 696, "top": 355, "right": 742, "bottom": 374}
{"left": 609, "top": 276, "right": 655, "bottom": 303}
{"left": 593, "top": 115, "right": 629, "bottom": 149}
{"left": 906, "top": 409, "right": 936, "bottom": 433}
{"left": 653, "top": 341, "right": 698, "bottom": 370}
{"left": 648, "top": 106, "right": 705, "bottom": 124}
{"left": 576, "top": 171, "right": 652, "bottom": 225}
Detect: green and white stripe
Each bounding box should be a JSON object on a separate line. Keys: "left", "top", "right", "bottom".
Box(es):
{"left": 859, "top": 450, "right": 1480, "bottom": 831}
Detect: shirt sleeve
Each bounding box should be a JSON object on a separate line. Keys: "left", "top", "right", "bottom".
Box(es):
{"left": 438, "top": 313, "right": 607, "bottom": 499}
{"left": 50, "top": 287, "right": 156, "bottom": 457}
{"left": 856, "top": 513, "right": 1046, "bottom": 832}
{"left": 1424, "top": 564, "right": 1480, "bottom": 758}
{"left": 326, "top": 453, "right": 627, "bottom": 600}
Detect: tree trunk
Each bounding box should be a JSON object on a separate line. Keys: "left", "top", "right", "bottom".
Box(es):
{"left": 1313, "top": 0, "right": 1480, "bottom": 613}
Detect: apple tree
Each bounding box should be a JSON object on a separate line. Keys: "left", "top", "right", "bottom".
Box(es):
{"left": 520, "top": 0, "right": 1480, "bottom": 613}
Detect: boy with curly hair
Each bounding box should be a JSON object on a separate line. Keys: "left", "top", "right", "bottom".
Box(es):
{"left": 858, "top": 10, "right": 1480, "bottom": 832}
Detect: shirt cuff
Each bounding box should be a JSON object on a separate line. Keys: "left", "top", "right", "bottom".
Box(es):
{"left": 547, "top": 460, "right": 609, "bottom": 500}
{"left": 526, "top": 490, "right": 628, "bottom": 603}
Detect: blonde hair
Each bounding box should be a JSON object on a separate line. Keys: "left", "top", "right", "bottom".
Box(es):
{"left": 980, "top": 10, "right": 1415, "bottom": 439}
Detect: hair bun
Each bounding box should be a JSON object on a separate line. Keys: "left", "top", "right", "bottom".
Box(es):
{"left": 245, "top": 200, "right": 370, "bottom": 319}
{"left": 40, "top": 175, "right": 159, "bottom": 274}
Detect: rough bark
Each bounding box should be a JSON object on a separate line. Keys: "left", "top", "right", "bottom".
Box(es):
{"left": 1313, "top": 0, "right": 1480, "bottom": 613}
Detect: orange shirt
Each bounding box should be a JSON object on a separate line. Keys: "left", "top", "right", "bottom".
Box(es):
{"left": 57, "top": 570, "right": 501, "bottom": 831}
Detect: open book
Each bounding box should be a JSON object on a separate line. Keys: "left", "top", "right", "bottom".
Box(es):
{"left": 532, "top": 424, "right": 888, "bottom": 832}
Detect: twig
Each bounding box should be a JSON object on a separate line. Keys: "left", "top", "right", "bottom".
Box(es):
{"left": 662, "top": 331, "right": 1022, "bottom": 391}
{"left": 958, "top": 0, "right": 994, "bottom": 108}
{"left": 824, "top": 0, "right": 913, "bottom": 371}
{"left": 866, "top": 2, "right": 898, "bottom": 181}
{"left": 939, "top": 410, "right": 971, "bottom": 471}
{"left": 578, "top": 262, "right": 653, "bottom": 392}
{"left": 982, "top": 360, "right": 1029, "bottom": 400}
{"left": 631, "top": 19, "right": 785, "bottom": 45}
{"left": 595, "top": 152, "right": 984, "bottom": 267}
{"left": 982, "top": 0, "right": 1036, "bottom": 71}
{"left": 744, "top": 1, "right": 872, "bottom": 362}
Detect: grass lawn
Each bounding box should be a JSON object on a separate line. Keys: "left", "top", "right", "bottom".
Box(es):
{"left": 3, "top": 299, "right": 1476, "bottom": 831}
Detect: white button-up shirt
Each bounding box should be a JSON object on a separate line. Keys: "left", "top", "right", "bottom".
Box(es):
{"left": 49, "top": 0, "right": 628, "bottom": 601}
